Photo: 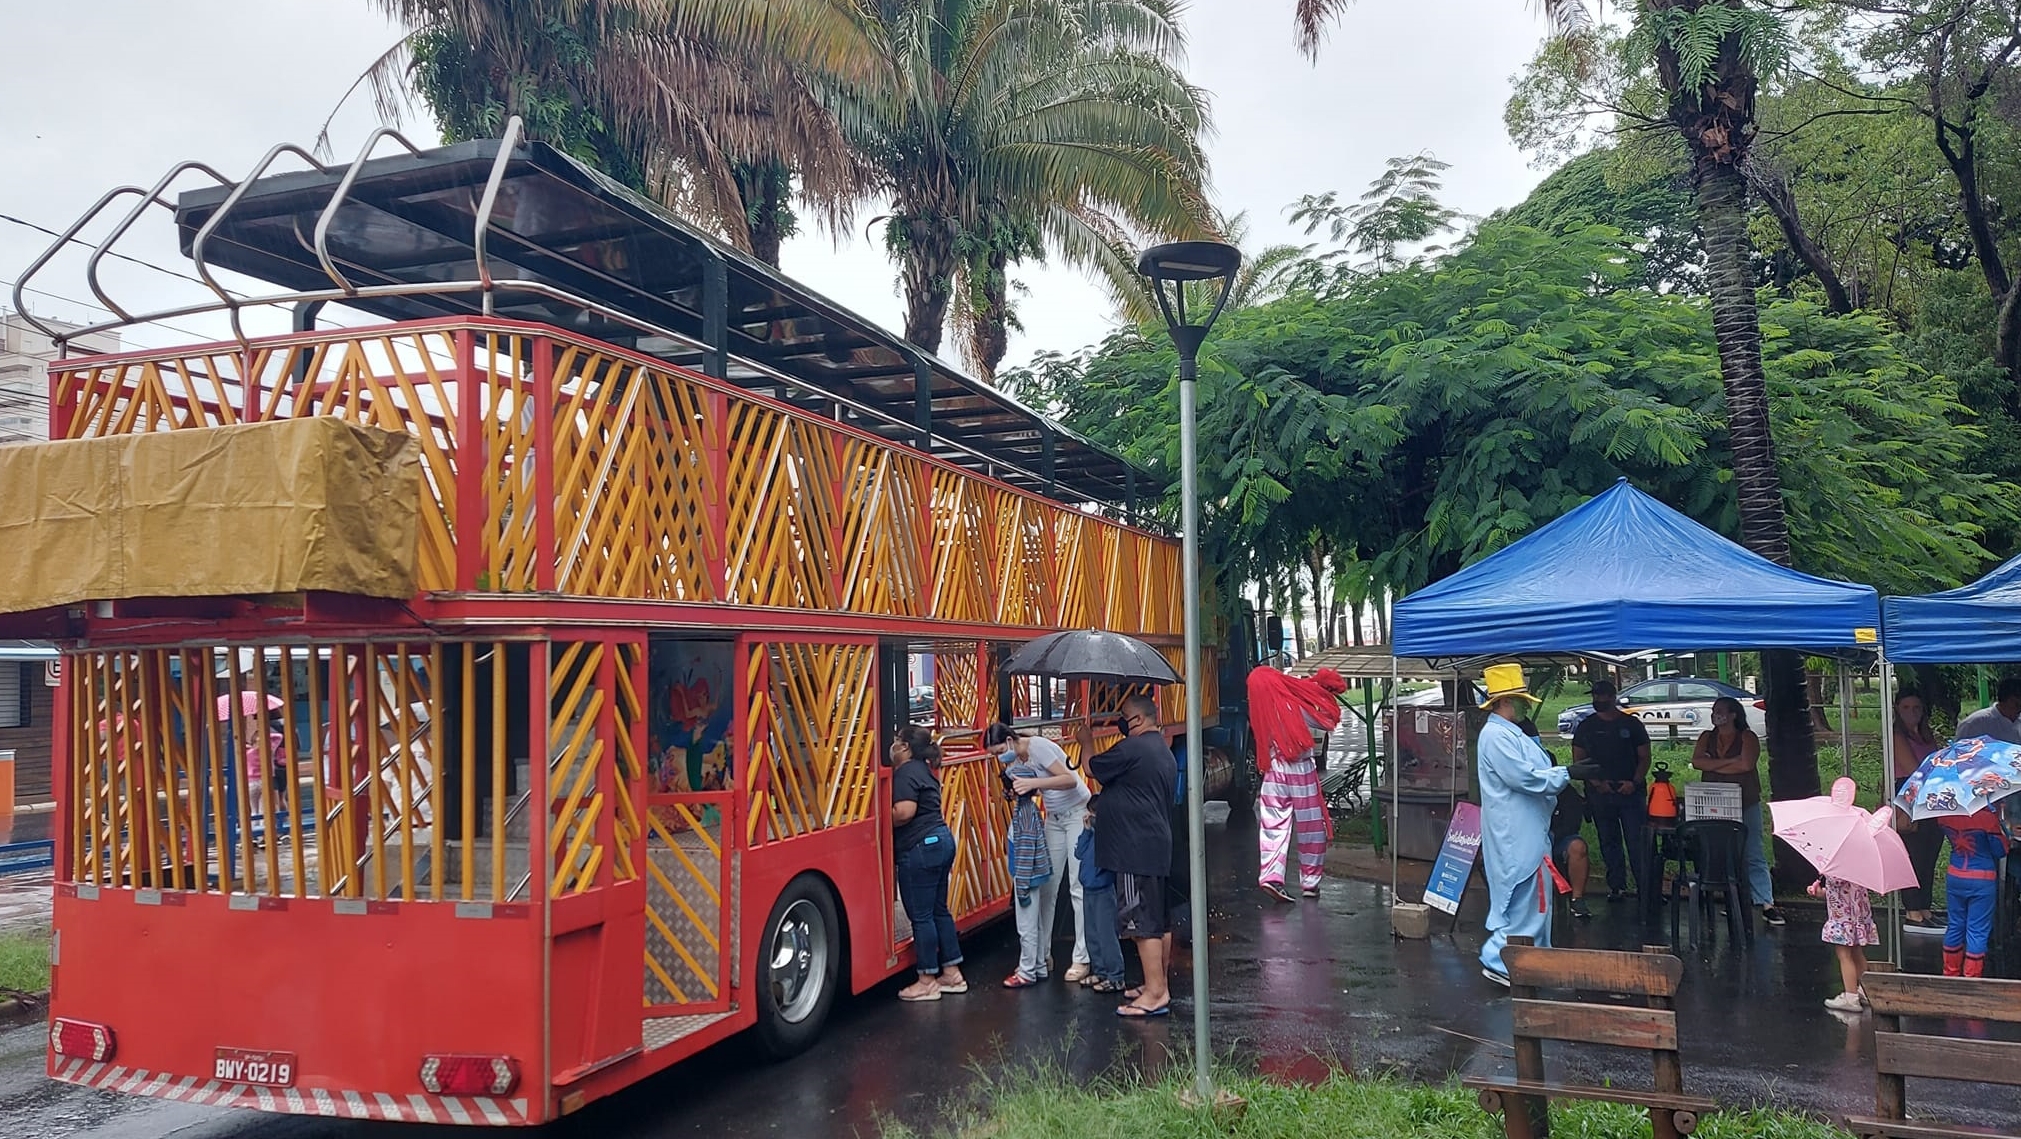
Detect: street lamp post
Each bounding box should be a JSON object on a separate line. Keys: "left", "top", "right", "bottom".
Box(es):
{"left": 1136, "top": 240, "right": 1241, "bottom": 1105}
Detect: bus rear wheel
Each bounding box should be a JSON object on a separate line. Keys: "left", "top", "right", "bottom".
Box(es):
{"left": 755, "top": 875, "right": 841, "bottom": 1058}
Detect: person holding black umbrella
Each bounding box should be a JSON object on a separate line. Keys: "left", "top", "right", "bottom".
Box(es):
{"left": 1074, "top": 693, "right": 1176, "bottom": 1018}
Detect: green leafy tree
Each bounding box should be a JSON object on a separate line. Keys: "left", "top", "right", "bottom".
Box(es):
{"left": 1299, "top": 0, "right": 1827, "bottom": 798}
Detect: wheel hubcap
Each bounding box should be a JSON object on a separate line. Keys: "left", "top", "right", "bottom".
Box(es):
{"left": 769, "top": 899, "right": 827, "bottom": 1024}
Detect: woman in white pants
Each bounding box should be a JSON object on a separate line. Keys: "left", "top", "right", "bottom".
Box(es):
{"left": 985, "top": 722, "right": 1092, "bottom": 984}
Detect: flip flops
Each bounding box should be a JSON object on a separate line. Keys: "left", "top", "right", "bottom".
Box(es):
{"left": 1116, "top": 1002, "right": 1171, "bottom": 1018}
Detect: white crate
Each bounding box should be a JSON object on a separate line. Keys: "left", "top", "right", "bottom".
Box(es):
{"left": 1684, "top": 781, "right": 1744, "bottom": 822}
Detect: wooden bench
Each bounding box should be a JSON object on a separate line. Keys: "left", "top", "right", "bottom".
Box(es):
{"left": 1846, "top": 971, "right": 2021, "bottom": 1139}
{"left": 1461, "top": 938, "right": 1716, "bottom": 1139}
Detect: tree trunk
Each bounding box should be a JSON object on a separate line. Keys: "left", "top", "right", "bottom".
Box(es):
{"left": 733, "top": 160, "right": 793, "bottom": 270}
{"left": 974, "top": 247, "right": 1012, "bottom": 382}
{"left": 750, "top": 213, "right": 785, "bottom": 269}
{"left": 1690, "top": 117, "right": 1821, "bottom": 856}
{"left": 897, "top": 213, "right": 957, "bottom": 355}
{"left": 1748, "top": 163, "right": 1856, "bottom": 314}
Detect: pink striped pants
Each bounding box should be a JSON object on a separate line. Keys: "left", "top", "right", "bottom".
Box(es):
{"left": 1258, "top": 754, "right": 1328, "bottom": 891}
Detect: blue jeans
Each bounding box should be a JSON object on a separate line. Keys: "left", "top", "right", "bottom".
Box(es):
{"left": 1739, "top": 802, "right": 1775, "bottom": 907}
{"left": 896, "top": 827, "right": 963, "bottom": 975}
{"left": 1081, "top": 884, "right": 1125, "bottom": 984}
{"left": 1590, "top": 792, "right": 1646, "bottom": 894}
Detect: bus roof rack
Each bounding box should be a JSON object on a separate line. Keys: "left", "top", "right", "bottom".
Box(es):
{"left": 167, "top": 136, "right": 1149, "bottom": 512}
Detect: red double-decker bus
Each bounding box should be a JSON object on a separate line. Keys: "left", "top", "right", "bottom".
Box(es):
{"left": 1, "top": 125, "right": 1217, "bottom": 1125}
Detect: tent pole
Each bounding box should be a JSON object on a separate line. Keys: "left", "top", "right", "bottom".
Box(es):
{"left": 1879, "top": 655, "right": 1902, "bottom": 968}
{"left": 1390, "top": 652, "right": 1399, "bottom": 908}
{"left": 1839, "top": 663, "right": 1854, "bottom": 778}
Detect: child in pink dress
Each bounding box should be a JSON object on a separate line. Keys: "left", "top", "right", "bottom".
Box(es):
{"left": 1810, "top": 874, "right": 1879, "bottom": 1012}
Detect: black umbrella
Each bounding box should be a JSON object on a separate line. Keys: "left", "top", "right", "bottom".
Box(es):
{"left": 1001, "top": 629, "right": 1182, "bottom": 685}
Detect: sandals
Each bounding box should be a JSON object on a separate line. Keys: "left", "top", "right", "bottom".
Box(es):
{"left": 1116, "top": 1002, "right": 1171, "bottom": 1018}
{"left": 1089, "top": 978, "right": 1127, "bottom": 993}
{"left": 898, "top": 983, "right": 941, "bottom": 1002}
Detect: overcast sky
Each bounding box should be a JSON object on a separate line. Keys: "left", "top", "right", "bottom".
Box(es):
{"left": 0, "top": 0, "right": 1553, "bottom": 364}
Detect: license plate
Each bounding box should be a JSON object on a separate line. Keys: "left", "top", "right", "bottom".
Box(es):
{"left": 214, "top": 1047, "right": 296, "bottom": 1088}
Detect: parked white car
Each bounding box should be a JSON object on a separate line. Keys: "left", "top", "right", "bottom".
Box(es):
{"left": 1557, "top": 677, "right": 1767, "bottom": 741}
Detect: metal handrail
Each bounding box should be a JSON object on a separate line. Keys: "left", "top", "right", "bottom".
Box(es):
{"left": 84, "top": 162, "right": 238, "bottom": 322}
{"left": 189, "top": 143, "right": 336, "bottom": 345}
{"left": 312, "top": 127, "right": 432, "bottom": 294}
{"left": 11, "top": 185, "right": 149, "bottom": 343}
{"left": 471, "top": 116, "right": 525, "bottom": 316}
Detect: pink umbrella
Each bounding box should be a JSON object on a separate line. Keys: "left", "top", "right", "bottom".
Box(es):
{"left": 215, "top": 691, "right": 284, "bottom": 722}
{"left": 1770, "top": 776, "right": 1919, "bottom": 894}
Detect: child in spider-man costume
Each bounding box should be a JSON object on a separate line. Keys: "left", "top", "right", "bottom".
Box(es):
{"left": 1939, "top": 807, "right": 2010, "bottom": 977}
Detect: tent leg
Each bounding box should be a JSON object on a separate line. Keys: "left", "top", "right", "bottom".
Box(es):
{"left": 1879, "top": 656, "right": 1902, "bottom": 968}
{"left": 1839, "top": 666, "right": 1854, "bottom": 778}
{"left": 1390, "top": 655, "right": 1399, "bottom": 908}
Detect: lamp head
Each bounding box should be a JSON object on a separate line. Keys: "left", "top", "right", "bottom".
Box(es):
{"left": 1136, "top": 240, "right": 1241, "bottom": 365}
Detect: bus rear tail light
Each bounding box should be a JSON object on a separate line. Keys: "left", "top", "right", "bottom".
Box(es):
{"left": 419, "top": 1054, "right": 519, "bottom": 1096}
{"left": 1753, "top": 700, "right": 1766, "bottom": 710}
{"left": 51, "top": 1017, "right": 116, "bottom": 1062}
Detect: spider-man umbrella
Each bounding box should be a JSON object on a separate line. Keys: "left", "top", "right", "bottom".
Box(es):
{"left": 1001, "top": 629, "right": 1181, "bottom": 685}
{"left": 1893, "top": 736, "right": 2021, "bottom": 821}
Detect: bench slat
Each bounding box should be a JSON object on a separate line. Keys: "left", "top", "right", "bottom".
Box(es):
{"left": 1844, "top": 1113, "right": 2019, "bottom": 1139}
{"left": 1461, "top": 1076, "right": 1713, "bottom": 1114}
{"left": 1876, "top": 1033, "right": 2021, "bottom": 1087}
{"left": 1511, "top": 998, "right": 1678, "bottom": 1053}
{"left": 1864, "top": 973, "right": 2021, "bottom": 1024}
{"left": 1504, "top": 945, "right": 1682, "bottom": 998}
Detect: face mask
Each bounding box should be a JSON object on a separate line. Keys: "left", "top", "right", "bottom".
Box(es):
{"left": 996, "top": 746, "right": 1017, "bottom": 765}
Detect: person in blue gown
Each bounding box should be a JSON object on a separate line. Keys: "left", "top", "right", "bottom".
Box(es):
{"left": 1475, "top": 663, "right": 1570, "bottom": 986}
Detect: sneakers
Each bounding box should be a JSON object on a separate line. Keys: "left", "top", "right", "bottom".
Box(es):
{"left": 1761, "top": 906, "right": 1787, "bottom": 927}
{"left": 1606, "top": 889, "right": 1631, "bottom": 903}
{"left": 1824, "top": 990, "right": 1866, "bottom": 1013}
{"left": 1482, "top": 966, "right": 1511, "bottom": 988}
{"left": 1261, "top": 881, "right": 1296, "bottom": 904}
{"left": 1569, "top": 898, "right": 1593, "bottom": 920}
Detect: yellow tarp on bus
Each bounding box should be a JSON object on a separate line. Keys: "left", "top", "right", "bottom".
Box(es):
{"left": 0, "top": 417, "right": 419, "bottom": 613}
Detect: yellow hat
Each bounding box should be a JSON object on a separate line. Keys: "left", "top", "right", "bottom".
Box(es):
{"left": 1479, "top": 662, "right": 1542, "bottom": 708}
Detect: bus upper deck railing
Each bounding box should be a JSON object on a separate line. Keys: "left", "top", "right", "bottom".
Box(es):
{"left": 47, "top": 316, "right": 1186, "bottom": 640}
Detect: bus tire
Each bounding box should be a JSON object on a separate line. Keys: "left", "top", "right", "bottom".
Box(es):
{"left": 1220, "top": 746, "right": 1257, "bottom": 819}
{"left": 755, "top": 874, "right": 841, "bottom": 1059}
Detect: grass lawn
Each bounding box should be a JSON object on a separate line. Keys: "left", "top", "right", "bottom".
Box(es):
{"left": 0, "top": 927, "right": 51, "bottom": 995}
{"left": 881, "top": 1068, "right": 1850, "bottom": 1139}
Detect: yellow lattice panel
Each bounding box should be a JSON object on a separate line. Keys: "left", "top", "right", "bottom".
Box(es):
{"left": 1053, "top": 512, "right": 1100, "bottom": 629}
{"left": 939, "top": 757, "right": 1012, "bottom": 920}
{"left": 549, "top": 641, "right": 608, "bottom": 897}
{"left": 610, "top": 642, "right": 647, "bottom": 884}
{"left": 991, "top": 490, "right": 1053, "bottom": 627}
{"left": 839, "top": 439, "right": 929, "bottom": 616}
{"left": 930, "top": 471, "right": 994, "bottom": 622}
{"left": 645, "top": 801, "right": 724, "bottom": 1005}
{"left": 725, "top": 402, "right": 842, "bottom": 609}
{"left": 743, "top": 641, "right": 879, "bottom": 843}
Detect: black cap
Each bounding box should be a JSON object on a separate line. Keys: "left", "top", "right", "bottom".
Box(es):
{"left": 1590, "top": 680, "right": 1617, "bottom": 697}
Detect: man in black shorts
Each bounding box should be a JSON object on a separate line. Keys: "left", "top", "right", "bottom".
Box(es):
{"left": 1077, "top": 693, "right": 1176, "bottom": 1018}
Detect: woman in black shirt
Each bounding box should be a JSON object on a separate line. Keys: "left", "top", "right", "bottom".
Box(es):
{"left": 891, "top": 725, "right": 966, "bottom": 1001}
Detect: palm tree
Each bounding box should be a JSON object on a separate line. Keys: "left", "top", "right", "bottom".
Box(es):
{"left": 834, "top": 0, "right": 1216, "bottom": 377}
{"left": 1296, "top": 0, "right": 1821, "bottom": 802}
{"left": 351, "top": 0, "right": 877, "bottom": 263}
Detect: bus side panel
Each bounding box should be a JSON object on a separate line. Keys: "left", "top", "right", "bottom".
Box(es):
{"left": 547, "top": 882, "right": 646, "bottom": 1090}
{"left": 734, "top": 820, "right": 896, "bottom": 996}
{"left": 50, "top": 892, "right": 545, "bottom": 1120}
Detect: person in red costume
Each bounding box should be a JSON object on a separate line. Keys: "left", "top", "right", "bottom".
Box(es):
{"left": 1248, "top": 666, "right": 1347, "bottom": 902}
{"left": 1939, "top": 807, "right": 2009, "bottom": 977}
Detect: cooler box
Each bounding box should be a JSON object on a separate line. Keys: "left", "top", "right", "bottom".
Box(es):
{"left": 1685, "top": 782, "right": 1743, "bottom": 822}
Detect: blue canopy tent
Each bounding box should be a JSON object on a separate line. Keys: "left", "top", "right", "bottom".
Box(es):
{"left": 1394, "top": 479, "right": 1881, "bottom": 657}
{"left": 1881, "top": 553, "right": 2021, "bottom": 975}
{"left": 1381, "top": 480, "right": 1882, "bottom": 932}
{"left": 1881, "top": 552, "right": 2021, "bottom": 664}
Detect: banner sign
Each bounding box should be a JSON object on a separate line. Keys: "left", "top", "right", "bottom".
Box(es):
{"left": 1422, "top": 801, "right": 1482, "bottom": 916}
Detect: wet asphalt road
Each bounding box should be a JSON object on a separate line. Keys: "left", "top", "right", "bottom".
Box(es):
{"left": 7, "top": 812, "right": 2021, "bottom": 1138}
